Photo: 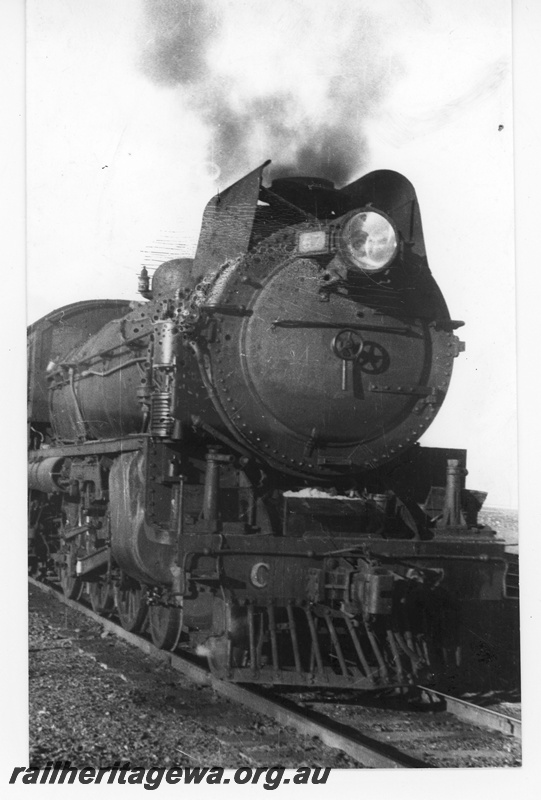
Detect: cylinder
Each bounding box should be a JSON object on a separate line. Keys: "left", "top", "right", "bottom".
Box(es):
{"left": 28, "top": 457, "right": 65, "bottom": 494}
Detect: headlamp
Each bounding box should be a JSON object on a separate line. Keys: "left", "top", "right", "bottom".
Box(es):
{"left": 338, "top": 209, "right": 398, "bottom": 273}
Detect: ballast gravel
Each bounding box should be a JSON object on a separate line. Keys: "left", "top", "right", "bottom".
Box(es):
{"left": 28, "top": 585, "right": 355, "bottom": 769}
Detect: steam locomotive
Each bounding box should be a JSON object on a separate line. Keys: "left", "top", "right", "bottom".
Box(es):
{"left": 28, "top": 162, "right": 519, "bottom": 690}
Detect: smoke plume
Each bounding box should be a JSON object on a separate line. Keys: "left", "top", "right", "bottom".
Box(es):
{"left": 139, "top": 0, "right": 399, "bottom": 186}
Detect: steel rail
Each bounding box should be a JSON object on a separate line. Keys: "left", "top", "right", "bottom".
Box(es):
{"left": 28, "top": 577, "right": 425, "bottom": 768}
{"left": 417, "top": 685, "right": 521, "bottom": 739}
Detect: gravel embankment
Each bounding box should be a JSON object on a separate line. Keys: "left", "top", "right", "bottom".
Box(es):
{"left": 29, "top": 585, "right": 356, "bottom": 769}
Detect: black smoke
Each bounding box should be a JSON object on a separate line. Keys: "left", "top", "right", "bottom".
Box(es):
{"left": 139, "top": 0, "right": 398, "bottom": 186}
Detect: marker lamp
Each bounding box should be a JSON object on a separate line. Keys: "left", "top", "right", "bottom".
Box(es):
{"left": 297, "top": 230, "right": 328, "bottom": 254}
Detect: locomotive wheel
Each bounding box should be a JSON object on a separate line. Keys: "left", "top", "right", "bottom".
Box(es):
{"left": 88, "top": 579, "right": 115, "bottom": 617}
{"left": 114, "top": 581, "right": 148, "bottom": 633}
{"left": 148, "top": 604, "right": 183, "bottom": 651}
{"left": 58, "top": 542, "right": 83, "bottom": 601}
{"left": 207, "top": 636, "right": 232, "bottom": 677}
{"left": 206, "top": 597, "right": 248, "bottom": 676}
{"left": 83, "top": 523, "right": 114, "bottom": 615}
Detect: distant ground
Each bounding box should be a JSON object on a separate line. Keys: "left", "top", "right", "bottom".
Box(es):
{"left": 478, "top": 507, "right": 518, "bottom": 551}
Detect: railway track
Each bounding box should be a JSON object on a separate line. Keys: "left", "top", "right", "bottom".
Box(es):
{"left": 28, "top": 577, "right": 521, "bottom": 769}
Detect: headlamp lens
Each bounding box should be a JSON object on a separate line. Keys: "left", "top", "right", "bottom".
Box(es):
{"left": 341, "top": 210, "right": 398, "bottom": 272}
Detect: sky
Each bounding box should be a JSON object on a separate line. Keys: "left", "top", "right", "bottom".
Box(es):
{"left": 26, "top": 0, "right": 516, "bottom": 509}
{"left": 6, "top": 1, "right": 541, "bottom": 790}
